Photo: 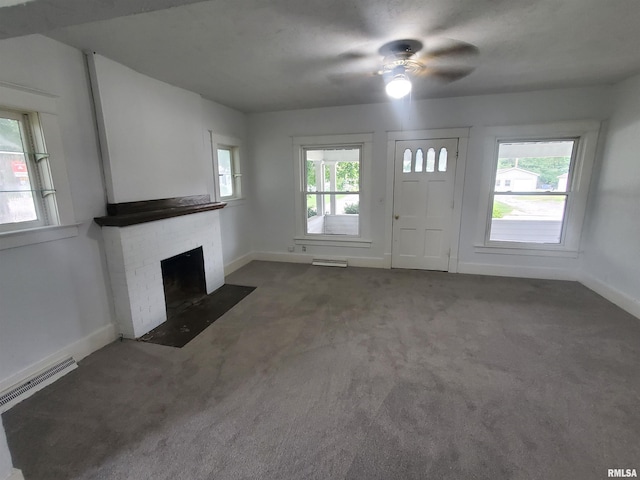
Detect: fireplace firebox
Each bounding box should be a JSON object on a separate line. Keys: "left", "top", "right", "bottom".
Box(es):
{"left": 161, "top": 247, "right": 207, "bottom": 319}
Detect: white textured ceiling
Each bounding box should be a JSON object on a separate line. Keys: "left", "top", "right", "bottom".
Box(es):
{"left": 3, "top": 0, "right": 640, "bottom": 112}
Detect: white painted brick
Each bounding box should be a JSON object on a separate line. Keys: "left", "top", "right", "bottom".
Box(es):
{"left": 100, "top": 210, "right": 224, "bottom": 338}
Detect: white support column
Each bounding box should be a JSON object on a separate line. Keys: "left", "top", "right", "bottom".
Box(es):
{"left": 328, "top": 162, "right": 337, "bottom": 215}
{"left": 314, "top": 161, "right": 324, "bottom": 216}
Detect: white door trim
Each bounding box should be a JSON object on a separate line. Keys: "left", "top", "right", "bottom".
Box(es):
{"left": 385, "top": 128, "right": 470, "bottom": 272}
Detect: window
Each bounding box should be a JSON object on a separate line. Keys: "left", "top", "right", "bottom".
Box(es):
{"left": 479, "top": 121, "right": 600, "bottom": 255}
{"left": 0, "top": 109, "right": 57, "bottom": 233}
{"left": 217, "top": 146, "right": 239, "bottom": 199}
{"left": 293, "top": 133, "right": 372, "bottom": 245}
{"left": 211, "top": 133, "right": 242, "bottom": 202}
{"left": 489, "top": 140, "right": 575, "bottom": 244}
{"left": 304, "top": 146, "right": 361, "bottom": 236}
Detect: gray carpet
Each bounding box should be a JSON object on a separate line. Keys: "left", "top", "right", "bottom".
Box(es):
{"left": 4, "top": 261, "right": 640, "bottom": 479}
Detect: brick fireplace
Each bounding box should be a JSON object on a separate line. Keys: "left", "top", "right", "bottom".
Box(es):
{"left": 96, "top": 196, "right": 226, "bottom": 338}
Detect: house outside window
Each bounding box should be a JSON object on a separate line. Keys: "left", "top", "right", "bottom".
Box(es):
{"left": 1, "top": 110, "right": 56, "bottom": 233}
{"left": 478, "top": 120, "right": 600, "bottom": 256}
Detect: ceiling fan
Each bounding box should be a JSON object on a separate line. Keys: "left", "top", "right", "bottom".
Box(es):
{"left": 375, "top": 38, "right": 479, "bottom": 99}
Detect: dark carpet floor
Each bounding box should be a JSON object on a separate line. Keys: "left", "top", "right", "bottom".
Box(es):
{"left": 3, "top": 261, "right": 640, "bottom": 480}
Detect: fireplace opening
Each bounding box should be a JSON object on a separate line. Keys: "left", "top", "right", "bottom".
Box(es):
{"left": 160, "top": 247, "right": 207, "bottom": 319}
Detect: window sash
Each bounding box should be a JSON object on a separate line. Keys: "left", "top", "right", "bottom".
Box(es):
{"left": 0, "top": 110, "right": 48, "bottom": 232}
{"left": 302, "top": 145, "right": 362, "bottom": 237}
{"left": 487, "top": 138, "right": 577, "bottom": 246}
{"left": 217, "top": 146, "right": 239, "bottom": 199}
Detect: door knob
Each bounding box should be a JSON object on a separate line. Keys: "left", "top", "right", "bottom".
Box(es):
{"left": 394, "top": 215, "right": 399, "bottom": 220}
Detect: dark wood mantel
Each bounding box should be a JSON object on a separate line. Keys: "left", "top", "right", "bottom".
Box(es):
{"left": 94, "top": 195, "right": 226, "bottom": 227}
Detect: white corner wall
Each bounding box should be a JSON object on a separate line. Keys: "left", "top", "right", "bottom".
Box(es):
{"left": 0, "top": 35, "right": 115, "bottom": 390}
{"left": 88, "top": 54, "right": 253, "bottom": 272}
{"left": 89, "top": 53, "right": 209, "bottom": 203}
{"left": 201, "top": 99, "right": 254, "bottom": 272}
{"left": 581, "top": 73, "right": 640, "bottom": 318}
{"left": 248, "top": 87, "right": 612, "bottom": 277}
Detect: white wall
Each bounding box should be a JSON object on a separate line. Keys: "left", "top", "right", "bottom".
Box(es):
{"left": 0, "top": 35, "right": 115, "bottom": 389}
{"left": 89, "top": 56, "right": 253, "bottom": 271}
{"left": 581, "top": 73, "right": 640, "bottom": 318}
{"left": 0, "top": 418, "right": 14, "bottom": 480}
{"left": 248, "top": 87, "right": 612, "bottom": 277}
{"left": 201, "top": 99, "right": 253, "bottom": 271}
{"left": 89, "top": 54, "right": 209, "bottom": 203}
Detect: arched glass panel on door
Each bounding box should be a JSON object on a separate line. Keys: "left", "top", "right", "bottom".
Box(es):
{"left": 403, "top": 148, "right": 412, "bottom": 173}
{"left": 426, "top": 148, "right": 436, "bottom": 172}
{"left": 438, "top": 148, "right": 448, "bottom": 172}
{"left": 415, "top": 149, "right": 424, "bottom": 172}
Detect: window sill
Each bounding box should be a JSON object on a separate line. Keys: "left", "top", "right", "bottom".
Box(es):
{"left": 474, "top": 244, "right": 579, "bottom": 258}
{"left": 0, "top": 224, "right": 80, "bottom": 251}
{"left": 220, "top": 197, "right": 246, "bottom": 207}
{"left": 294, "top": 236, "right": 372, "bottom": 248}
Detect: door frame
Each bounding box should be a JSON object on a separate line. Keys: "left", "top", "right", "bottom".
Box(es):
{"left": 385, "top": 128, "right": 470, "bottom": 272}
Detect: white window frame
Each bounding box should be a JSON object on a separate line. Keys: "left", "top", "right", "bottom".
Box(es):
{"left": 210, "top": 132, "right": 243, "bottom": 203}
{"left": 0, "top": 82, "right": 77, "bottom": 250}
{"left": 293, "top": 133, "right": 372, "bottom": 247}
{"left": 475, "top": 120, "right": 600, "bottom": 257}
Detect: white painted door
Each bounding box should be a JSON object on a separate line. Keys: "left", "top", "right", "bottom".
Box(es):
{"left": 392, "top": 138, "right": 458, "bottom": 270}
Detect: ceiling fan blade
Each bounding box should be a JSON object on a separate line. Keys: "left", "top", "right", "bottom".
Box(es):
{"left": 420, "top": 41, "right": 479, "bottom": 61}
{"left": 414, "top": 66, "right": 475, "bottom": 82}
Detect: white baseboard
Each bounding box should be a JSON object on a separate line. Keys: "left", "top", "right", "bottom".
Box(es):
{"left": 580, "top": 271, "right": 640, "bottom": 320}
{"left": 253, "top": 251, "right": 389, "bottom": 269}
{"left": 224, "top": 252, "right": 256, "bottom": 276}
{"left": 0, "top": 323, "right": 117, "bottom": 394}
{"left": 457, "top": 262, "right": 578, "bottom": 281}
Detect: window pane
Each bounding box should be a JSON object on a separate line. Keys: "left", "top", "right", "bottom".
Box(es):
{"left": 496, "top": 141, "right": 574, "bottom": 192}
{"left": 415, "top": 149, "right": 423, "bottom": 172}
{"left": 1, "top": 116, "right": 38, "bottom": 225}
{"left": 306, "top": 193, "right": 359, "bottom": 235}
{"left": 0, "top": 117, "right": 24, "bottom": 152}
{"left": 304, "top": 147, "right": 360, "bottom": 193}
{"left": 306, "top": 160, "right": 318, "bottom": 191}
{"left": 335, "top": 161, "right": 359, "bottom": 191}
{"left": 217, "top": 148, "right": 233, "bottom": 197}
{"left": 490, "top": 194, "right": 567, "bottom": 243}
{"left": 402, "top": 148, "right": 411, "bottom": 173}
{"left": 438, "top": 148, "right": 448, "bottom": 172}
{"left": 426, "top": 148, "right": 435, "bottom": 172}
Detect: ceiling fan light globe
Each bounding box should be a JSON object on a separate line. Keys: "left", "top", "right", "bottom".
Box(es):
{"left": 386, "top": 76, "right": 412, "bottom": 99}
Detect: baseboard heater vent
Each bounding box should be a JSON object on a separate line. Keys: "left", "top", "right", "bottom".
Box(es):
{"left": 0, "top": 357, "right": 77, "bottom": 413}
{"left": 312, "top": 258, "right": 348, "bottom": 268}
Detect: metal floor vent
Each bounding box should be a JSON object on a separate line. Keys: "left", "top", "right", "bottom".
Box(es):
{"left": 0, "top": 357, "right": 77, "bottom": 413}
{"left": 312, "top": 258, "right": 348, "bottom": 268}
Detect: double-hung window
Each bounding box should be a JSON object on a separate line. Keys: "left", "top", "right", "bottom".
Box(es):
{"left": 0, "top": 110, "right": 56, "bottom": 232}
{"left": 480, "top": 121, "right": 600, "bottom": 254}
{"left": 211, "top": 133, "right": 242, "bottom": 202}
{"left": 489, "top": 139, "right": 576, "bottom": 244}
{"left": 304, "top": 145, "right": 361, "bottom": 236}
{"left": 217, "top": 146, "right": 240, "bottom": 199}
{"left": 293, "top": 133, "right": 372, "bottom": 245}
